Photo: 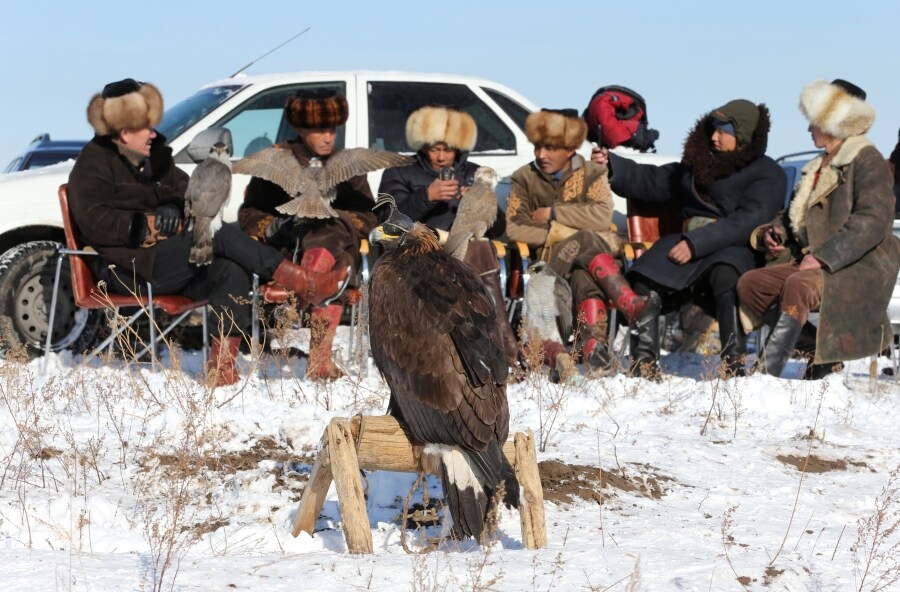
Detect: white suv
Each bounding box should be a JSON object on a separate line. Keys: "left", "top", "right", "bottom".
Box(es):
{"left": 0, "top": 70, "right": 544, "bottom": 354}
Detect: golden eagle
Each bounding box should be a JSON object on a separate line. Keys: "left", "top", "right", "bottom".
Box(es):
{"left": 368, "top": 195, "right": 519, "bottom": 541}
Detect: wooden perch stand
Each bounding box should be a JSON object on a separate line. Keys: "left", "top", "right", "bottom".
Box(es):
{"left": 290, "top": 414, "right": 547, "bottom": 553}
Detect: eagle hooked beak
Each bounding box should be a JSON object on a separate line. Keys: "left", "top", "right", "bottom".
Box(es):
{"left": 370, "top": 193, "right": 414, "bottom": 243}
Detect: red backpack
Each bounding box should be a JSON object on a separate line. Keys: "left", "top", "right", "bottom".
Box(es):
{"left": 583, "top": 85, "right": 659, "bottom": 152}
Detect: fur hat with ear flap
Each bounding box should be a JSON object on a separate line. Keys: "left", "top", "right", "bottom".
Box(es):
{"left": 406, "top": 106, "right": 478, "bottom": 152}
{"left": 800, "top": 79, "right": 875, "bottom": 139}
{"left": 87, "top": 79, "right": 164, "bottom": 136}
{"left": 525, "top": 108, "right": 587, "bottom": 150}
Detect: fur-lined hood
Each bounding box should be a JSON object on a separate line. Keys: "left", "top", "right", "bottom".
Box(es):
{"left": 682, "top": 104, "right": 771, "bottom": 190}
{"left": 800, "top": 80, "right": 875, "bottom": 139}
{"left": 406, "top": 106, "right": 477, "bottom": 152}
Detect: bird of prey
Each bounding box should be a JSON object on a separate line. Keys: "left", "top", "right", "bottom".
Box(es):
{"left": 368, "top": 195, "right": 519, "bottom": 542}
{"left": 522, "top": 262, "right": 573, "bottom": 345}
{"left": 185, "top": 142, "right": 232, "bottom": 266}
{"left": 443, "top": 166, "right": 499, "bottom": 261}
{"left": 232, "top": 146, "right": 412, "bottom": 220}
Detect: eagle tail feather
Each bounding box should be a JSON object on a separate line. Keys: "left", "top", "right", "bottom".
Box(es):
{"left": 438, "top": 446, "right": 488, "bottom": 540}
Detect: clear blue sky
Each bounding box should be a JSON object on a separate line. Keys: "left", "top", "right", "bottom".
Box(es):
{"left": 2, "top": 0, "right": 898, "bottom": 166}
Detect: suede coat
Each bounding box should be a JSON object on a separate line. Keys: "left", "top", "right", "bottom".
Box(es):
{"left": 505, "top": 155, "right": 618, "bottom": 260}
{"left": 378, "top": 151, "right": 505, "bottom": 236}
{"left": 67, "top": 134, "right": 188, "bottom": 281}
{"left": 749, "top": 136, "right": 900, "bottom": 363}
{"left": 609, "top": 106, "right": 786, "bottom": 291}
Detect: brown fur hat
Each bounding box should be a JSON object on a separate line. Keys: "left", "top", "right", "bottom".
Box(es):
{"left": 800, "top": 79, "right": 875, "bottom": 139}
{"left": 405, "top": 106, "right": 478, "bottom": 152}
{"left": 87, "top": 79, "right": 163, "bottom": 136}
{"left": 525, "top": 108, "right": 587, "bottom": 150}
{"left": 285, "top": 88, "right": 349, "bottom": 129}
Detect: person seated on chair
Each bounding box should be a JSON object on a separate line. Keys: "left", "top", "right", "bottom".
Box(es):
{"left": 239, "top": 88, "right": 376, "bottom": 381}
{"left": 592, "top": 99, "right": 786, "bottom": 377}
{"left": 68, "top": 79, "right": 348, "bottom": 387}
{"left": 505, "top": 107, "right": 660, "bottom": 375}
{"left": 737, "top": 79, "right": 900, "bottom": 378}
{"left": 377, "top": 105, "right": 519, "bottom": 367}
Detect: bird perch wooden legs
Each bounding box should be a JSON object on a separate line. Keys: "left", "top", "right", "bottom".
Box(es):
{"left": 290, "top": 415, "right": 547, "bottom": 553}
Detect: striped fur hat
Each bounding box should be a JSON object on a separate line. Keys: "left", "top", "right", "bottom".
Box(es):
{"left": 405, "top": 106, "right": 478, "bottom": 152}
{"left": 285, "top": 88, "right": 349, "bottom": 129}
{"left": 525, "top": 108, "right": 587, "bottom": 150}
{"left": 87, "top": 79, "right": 163, "bottom": 136}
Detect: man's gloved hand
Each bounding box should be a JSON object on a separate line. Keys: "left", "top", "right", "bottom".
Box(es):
{"left": 265, "top": 215, "right": 302, "bottom": 245}
{"left": 154, "top": 203, "right": 182, "bottom": 237}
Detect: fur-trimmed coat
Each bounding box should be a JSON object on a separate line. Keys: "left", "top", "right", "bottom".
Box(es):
{"left": 378, "top": 151, "right": 505, "bottom": 236}
{"left": 748, "top": 136, "right": 900, "bottom": 363}
{"left": 608, "top": 105, "right": 786, "bottom": 291}
{"left": 68, "top": 134, "right": 188, "bottom": 281}
{"left": 505, "top": 155, "right": 619, "bottom": 259}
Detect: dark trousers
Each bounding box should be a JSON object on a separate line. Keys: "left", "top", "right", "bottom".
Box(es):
{"left": 737, "top": 262, "right": 823, "bottom": 326}
{"left": 108, "top": 223, "right": 284, "bottom": 335}
{"left": 547, "top": 230, "right": 617, "bottom": 304}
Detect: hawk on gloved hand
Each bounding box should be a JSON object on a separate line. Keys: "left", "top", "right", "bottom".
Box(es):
{"left": 443, "top": 166, "right": 499, "bottom": 261}
{"left": 233, "top": 146, "right": 412, "bottom": 220}
{"left": 368, "top": 194, "right": 519, "bottom": 542}
{"left": 185, "top": 142, "right": 232, "bottom": 266}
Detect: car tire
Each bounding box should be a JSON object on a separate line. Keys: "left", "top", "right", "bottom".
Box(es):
{"left": 0, "top": 240, "right": 103, "bottom": 358}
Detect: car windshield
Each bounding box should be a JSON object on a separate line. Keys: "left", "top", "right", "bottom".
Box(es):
{"left": 156, "top": 84, "right": 247, "bottom": 142}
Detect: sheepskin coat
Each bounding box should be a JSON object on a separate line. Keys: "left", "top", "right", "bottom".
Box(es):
{"left": 608, "top": 105, "right": 786, "bottom": 291}
{"left": 505, "top": 155, "right": 618, "bottom": 260}
{"left": 749, "top": 136, "right": 900, "bottom": 363}
{"left": 67, "top": 134, "right": 188, "bottom": 280}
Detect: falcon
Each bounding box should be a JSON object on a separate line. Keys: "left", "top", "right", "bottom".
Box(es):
{"left": 184, "top": 142, "right": 232, "bottom": 266}
{"left": 523, "top": 262, "right": 573, "bottom": 346}
{"left": 443, "top": 166, "right": 499, "bottom": 261}
{"left": 368, "top": 195, "right": 519, "bottom": 542}
{"left": 232, "top": 146, "right": 412, "bottom": 220}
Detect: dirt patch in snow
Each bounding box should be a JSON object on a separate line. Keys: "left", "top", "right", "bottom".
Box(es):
{"left": 538, "top": 459, "right": 677, "bottom": 505}
{"left": 776, "top": 453, "right": 871, "bottom": 473}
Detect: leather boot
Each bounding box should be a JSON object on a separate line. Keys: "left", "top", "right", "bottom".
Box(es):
{"left": 589, "top": 253, "right": 658, "bottom": 324}
{"left": 803, "top": 360, "right": 844, "bottom": 380}
{"left": 480, "top": 269, "right": 520, "bottom": 366}
{"left": 307, "top": 304, "right": 345, "bottom": 381}
{"left": 301, "top": 247, "right": 336, "bottom": 273}
{"left": 208, "top": 336, "right": 241, "bottom": 387}
{"left": 272, "top": 259, "right": 349, "bottom": 307}
{"left": 578, "top": 298, "right": 611, "bottom": 371}
{"left": 756, "top": 312, "right": 803, "bottom": 377}
{"left": 715, "top": 290, "right": 747, "bottom": 377}
{"left": 628, "top": 298, "right": 662, "bottom": 380}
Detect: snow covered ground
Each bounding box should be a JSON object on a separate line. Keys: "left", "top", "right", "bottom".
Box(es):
{"left": 1, "top": 327, "right": 899, "bottom": 591}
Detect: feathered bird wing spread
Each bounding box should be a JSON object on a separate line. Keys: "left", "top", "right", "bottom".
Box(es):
{"left": 368, "top": 225, "right": 510, "bottom": 450}
{"left": 232, "top": 146, "right": 312, "bottom": 196}
{"left": 319, "top": 148, "right": 412, "bottom": 193}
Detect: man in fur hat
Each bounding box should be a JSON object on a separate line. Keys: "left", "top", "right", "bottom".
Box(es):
{"left": 239, "top": 88, "right": 376, "bottom": 381}
{"left": 506, "top": 108, "right": 660, "bottom": 375}
{"left": 68, "top": 79, "right": 348, "bottom": 387}
{"left": 378, "top": 105, "right": 519, "bottom": 367}
{"left": 737, "top": 79, "right": 900, "bottom": 378}
{"left": 593, "top": 99, "right": 786, "bottom": 377}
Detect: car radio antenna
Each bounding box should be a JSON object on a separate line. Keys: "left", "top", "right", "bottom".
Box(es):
{"left": 229, "top": 27, "right": 311, "bottom": 78}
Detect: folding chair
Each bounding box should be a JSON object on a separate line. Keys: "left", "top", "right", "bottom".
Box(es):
{"left": 623, "top": 200, "right": 682, "bottom": 263}
{"left": 45, "top": 185, "right": 209, "bottom": 372}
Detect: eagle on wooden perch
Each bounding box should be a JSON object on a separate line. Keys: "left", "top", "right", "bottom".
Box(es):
{"left": 367, "top": 194, "right": 520, "bottom": 541}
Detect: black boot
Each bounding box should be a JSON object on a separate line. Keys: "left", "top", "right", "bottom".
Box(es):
{"left": 756, "top": 312, "right": 803, "bottom": 377}
{"left": 628, "top": 291, "right": 662, "bottom": 380}
{"left": 715, "top": 290, "right": 747, "bottom": 377}
{"left": 803, "top": 361, "right": 844, "bottom": 380}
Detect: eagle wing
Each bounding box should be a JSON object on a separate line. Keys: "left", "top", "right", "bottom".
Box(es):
{"left": 368, "top": 244, "right": 510, "bottom": 451}
{"left": 319, "top": 148, "right": 413, "bottom": 192}
{"left": 232, "top": 146, "right": 311, "bottom": 196}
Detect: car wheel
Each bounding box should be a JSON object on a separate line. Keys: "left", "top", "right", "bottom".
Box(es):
{"left": 0, "top": 240, "right": 102, "bottom": 358}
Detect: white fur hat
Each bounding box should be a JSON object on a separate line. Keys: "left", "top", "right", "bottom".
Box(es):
{"left": 799, "top": 79, "right": 875, "bottom": 139}
{"left": 406, "top": 106, "right": 477, "bottom": 152}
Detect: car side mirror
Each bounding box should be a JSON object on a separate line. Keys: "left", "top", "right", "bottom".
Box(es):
{"left": 186, "top": 127, "right": 233, "bottom": 163}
